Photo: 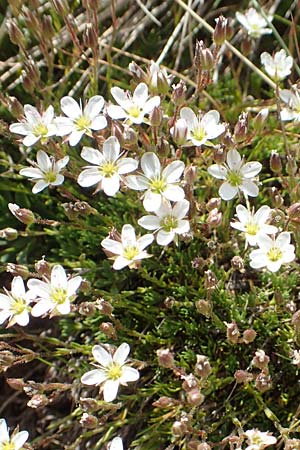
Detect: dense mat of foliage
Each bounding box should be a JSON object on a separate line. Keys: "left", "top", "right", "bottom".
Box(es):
{"left": 1, "top": 1, "right": 300, "bottom": 449}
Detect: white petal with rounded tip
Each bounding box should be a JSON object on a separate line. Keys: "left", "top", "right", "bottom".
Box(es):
{"left": 23, "top": 134, "right": 40, "bottom": 147}
{"left": 219, "top": 182, "right": 238, "bottom": 200}
{"left": 0, "top": 311, "right": 11, "bottom": 324}
{"left": 163, "top": 185, "right": 185, "bottom": 202}
{"left": 11, "top": 276, "right": 26, "bottom": 297}
{"left": 67, "top": 276, "right": 82, "bottom": 296}
{"left": 206, "top": 123, "right": 225, "bottom": 140}
{"left": 60, "top": 96, "right": 81, "bottom": 119}
{"left": 102, "top": 174, "right": 120, "bottom": 196}
{"left": 107, "top": 105, "right": 127, "bottom": 120}
{"left": 68, "top": 130, "right": 85, "bottom": 146}
{"left": 92, "top": 345, "right": 112, "bottom": 366}
{"left": 20, "top": 167, "right": 43, "bottom": 179}
{"left": 202, "top": 110, "right": 220, "bottom": 128}
{"left": 32, "top": 180, "right": 49, "bottom": 193}
{"left": 282, "top": 245, "right": 295, "bottom": 263}
{"left": 241, "top": 161, "right": 262, "bottom": 178}
{"left": 113, "top": 342, "right": 130, "bottom": 364}
{"left": 235, "top": 204, "right": 249, "bottom": 224}
{"left": 54, "top": 117, "right": 74, "bottom": 136}
{"left": 143, "top": 191, "right": 162, "bottom": 212}
{"left": 117, "top": 157, "right": 138, "bottom": 174}
{"left": 84, "top": 96, "right": 104, "bottom": 118}
{"left": 125, "top": 175, "right": 149, "bottom": 190}
{"left": 27, "top": 279, "right": 50, "bottom": 297}
{"left": 249, "top": 250, "right": 269, "bottom": 268}
{"left": 137, "top": 233, "right": 154, "bottom": 250}
{"left": 9, "top": 123, "right": 32, "bottom": 135}
{"left": 133, "top": 82, "right": 148, "bottom": 106}
{"left": 162, "top": 160, "right": 185, "bottom": 182}
{"left": 12, "top": 430, "right": 29, "bottom": 449}
{"left": 267, "top": 260, "right": 283, "bottom": 273}
{"left": 121, "top": 224, "right": 136, "bottom": 246}
{"left": 241, "top": 180, "right": 259, "bottom": 197}
{"left": 254, "top": 205, "right": 270, "bottom": 223}
{"left": 281, "top": 108, "right": 297, "bottom": 121}
{"left": 103, "top": 379, "right": 120, "bottom": 402}
{"left": 113, "top": 256, "right": 131, "bottom": 270}
{"left": 111, "top": 87, "right": 129, "bottom": 107}
{"left": 0, "top": 419, "right": 9, "bottom": 442}
{"left": 90, "top": 115, "right": 107, "bottom": 131}
{"left": 276, "top": 231, "right": 291, "bottom": 248}
{"left": 120, "top": 366, "right": 140, "bottom": 383}
{"left": 51, "top": 174, "right": 64, "bottom": 186}
{"left": 24, "top": 104, "right": 41, "bottom": 123}
{"left": 31, "top": 299, "right": 53, "bottom": 317}
{"left": 56, "top": 156, "right": 69, "bottom": 171}
{"left": 143, "top": 96, "right": 160, "bottom": 114}
{"left": 81, "top": 147, "right": 104, "bottom": 165}
{"left": 57, "top": 301, "right": 71, "bottom": 315}
{"left": 141, "top": 152, "right": 161, "bottom": 178}
{"left": 227, "top": 149, "right": 242, "bottom": 170}
{"left": 16, "top": 310, "right": 30, "bottom": 326}
{"left": 180, "top": 107, "right": 198, "bottom": 130}
{"left": 110, "top": 437, "right": 123, "bottom": 450}
{"left": 103, "top": 136, "right": 120, "bottom": 161}
{"left": 51, "top": 265, "right": 67, "bottom": 288}
{"left": 175, "top": 219, "right": 190, "bottom": 234}
{"left": 78, "top": 169, "right": 102, "bottom": 187}
{"left": 157, "top": 229, "right": 175, "bottom": 245}
{"left": 207, "top": 164, "right": 227, "bottom": 180}
{"left": 256, "top": 234, "right": 273, "bottom": 251}
{"left": 81, "top": 369, "right": 107, "bottom": 385}
{"left": 101, "top": 238, "right": 123, "bottom": 255}
{"left": 138, "top": 215, "right": 161, "bottom": 230}
{"left": 44, "top": 105, "right": 54, "bottom": 123}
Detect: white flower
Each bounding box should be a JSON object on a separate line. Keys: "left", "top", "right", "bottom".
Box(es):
{"left": 0, "top": 276, "right": 33, "bottom": 327}
{"left": 230, "top": 204, "right": 277, "bottom": 246}
{"left": 125, "top": 152, "right": 185, "bottom": 212}
{"left": 260, "top": 50, "right": 293, "bottom": 81}
{"left": 0, "top": 418, "right": 29, "bottom": 450}
{"left": 292, "top": 350, "right": 300, "bottom": 366}
{"left": 19, "top": 150, "right": 69, "bottom": 193}
{"left": 244, "top": 429, "right": 277, "bottom": 450}
{"left": 77, "top": 136, "right": 138, "bottom": 196}
{"left": 55, "top": 95, "right": 107, "bottom": 146}
{"left": 107, "top": 82, "right": 160, "bottom": 124}
{"left": 110, "top": 437, "right": 123, "bottom": 450}
{"left": 138, "top": 199, "right": 190, "bottom": 246}
{"left": 207, "top": 148, "right": 262, "bottom": 201}
{"left": 101, "top": 224, "right": 153, "bottom": 270}
{"left": 27, "top": 265, "right": 82, "bottom": 317}
{"left": 279, "top": 88, "right": 300, "bottom": 122}
{"left": 9, "top": 104, "right": 56, "bottom": 147}
{"left": 249, "top": 232, "right": 295, "bottom": 273}
{"left": 81, "top": 342, "right": 140, "bottom": 402}
{"left": 236, "top": 8, "right": 272, "bottom": 38}
{"left": 178, "top": 107, "right": 225, "bottom": 147}
{"left": 148, "top": 61, "right": 171, "bottom": 92}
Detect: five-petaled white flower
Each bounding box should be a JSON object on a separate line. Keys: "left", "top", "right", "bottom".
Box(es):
{"left": 207, "top": 148, "right": 262, "bottom": 201}
{"left": 77, "top": 136, "right": 138, "bottom": 196}
{"left": 0, "top": 418, "right": 29, "bottom": 450}
{"left": 138, "top": 199, "right": 190, "bottom": 246}
{"left": 244, "top": 429, "right": 277, "bottom": 450}
{"left": 28, "top": 265, "right": 82, "bottom": 317}
{"left": 236, "top": 8, "right": 272, "bottom": 38}
{"left": 9, "top": 104, "right": 56, "bottom": 147}
{"left": 101, "top": 224, "right": 154, "bottom": 270}
{"left": 110, "top": 437, "right": 124, "bottom": 450}
{"left": 107, "top": 82, "right": 160, "bottom": 124}
{"left": 178, "top": 107, "right": 225, "bottom": 147}
{"left": 0, "top": 276, "right": 33, "bottom": 327}
{"left": 261, "top": 50, "right": 293, "bottom": 81}
{"left": 279, "top": 88, "right": 300, "bottom": 122}
{"left": 20, "top": 150, "right": 69, "bottom": 194}
{"left": 81, "top": 342, "right": 140, "bottom": 402}
{"left": 125, "top": 152, "right": 185, "bottom": 212}
{"left": 231, "top": 204, "right": 277, "bottom": 246}
{"left": 249, "top": 232, "right": 295, "bottom": 273}
{"left": 55, "top": 95, "right": 107, "bottom": 146}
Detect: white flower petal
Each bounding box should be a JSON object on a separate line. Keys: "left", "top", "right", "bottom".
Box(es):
{"left": 111, "top": 87, "right": 129, "bottom": 108}
{"left": 157, "top": 229, "right": 175, "bottom": 246}
{"left": 51, "top": 265, "right": 67, "bottom": 288}
{"left": 241, "top": 161, "right": 262, "bottom": 178}
{"left": 90, "top": 115, "right": 107, "bottom": 131}
{"left": 207, "top": 164, "right": 227, "bottom": 180}
{"left": 143, "top": 190, "right": 162, "bottom": 211}
{"left": 9, "top": 123, "right": 32, "bottom": 135}
{"left": 240, "top": 180, "right": 259, "bottom": 197}
{"left": 143, "top": 96, "right": 161, "bottom": 114}
{"left": 219, "top": 182, "right": 238, "bottom": 200}
{"left": 0, "top": 419, "right": 9, "bottom": 442}
{"left": 162, "top": 160, "right": 185, "bottom": 182}
{"left": 107, "top": 105, "right": 127, "bottom": 120}
{"left": 117, "top": 157, "right": 138, "bottom": 174}
{"left": 12, "top": 430, "right": 29, "bottom": 450}
{"left": 31, "top": 299, "right": 53, "bottom": 317}
{"left": 113, "top": 256, "right": 131, "bottom": 270}
{"left": 101, "top": 238, "right": 123, "bottom": 255}
{"left": 137, "top": 233, "right": 154, "bottom": 250}
{"left": 125, "top": 175, "right": 149, "bottom": 191}
{"left": 172, "top": 199, "right": 190, "bottom": 219}
{"left": 103, "top": 379, "right": 120, "bottom": 402}
{"left": 141, "top": 152, "right": 161, "bottom": 178}
{"left": 84, "top": 96, "right": 104, "bottom": 118}
{"left": 121, "top": 224, "right": 136, "bottom": 246}
{"left": 68, "top": 130, "right": 85, "bottom": 146}
{"left": 133, "top": 82, "right": 148, "bottom": 106}
{"left": 103, "top": 136, "right": 120, "bottom": 161}
{"left": 16, "top": 310, "right": 30, "bottom": 326}
{"left": 32, "top": 180, "right": 49, "bottom": 193}
{"left": 235, "top": 204, "right": 249, "bottom": 223}
{"left": 113, "top": 342, "right": 130, "bottom": 364}
{"left": 20, "top": 167, "right": 43, "bottom": 179}
{"left": 81, "top": 369, "right": 107, "bottom": 385}
{"left": 23, "top": 134, "right": 40, "bottom": 147}
{"left": 110, "top": 437, "right": 123, "bottom": 450}
{"left": 60, "top": 96, "right": 81, "bottom": 119}
{"left": 163, "top": 185, "right": 185, "bottom": 202}
{"left": 102, "top": 174, "right": 120, "bottom": 196}
{"left": 67, "top": 276, "right": 82, "bottom": 296}
{"left": 92, "top": 345, "right": 112, "bottom": 367}
{"left": 227, "top": 149, "right": 242, "bottom": 170}
{"left": 138, "top": 215, "right": 161, "bottom": 230}
{"left": 180, "top": 107, "right": 198, "bottom": 130}
{"left": 120, "top": 366, "right": 140, "bottom": 383}
{"left": 11, "top": 276, "right": 26, "bottom": 297}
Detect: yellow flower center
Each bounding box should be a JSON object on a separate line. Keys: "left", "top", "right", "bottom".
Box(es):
{"left": 44, "top": 171, "right": 57, "bottom": 183}
{"left": 101, "top": 162, "right": 117, "bottom": 177}
{"left": 75, "top": 115, "right": 91, "bottom": 131}
{"left": 51, "top": 287, "right": 67, "bottom": 305}
{"left": 267, "top": 246, "right": 283, "bottom": 262}
{"left": 11, "top": 297, "right": 27, "bottom": 315}
{"left": 106, "top": 362, "right": 123, "bottom": 380}
{"left": 127, "top": 105, "right": 141, "bottom": 119}
{"left": 245, "top": 221, "right": 259, "bottom": 236}
{"left": 123, "top": 245, "right": 140, "bottom": 261}
{"left": 2, "top": 441, "right": 16, "bottom": 450}
{"left": 192, "top": 126, "right": 206, "bottom": 142}
{"left": 150, "top": 178, "right": 166, "bottom": 194}
{"left": 33, "top": 123, "right": 48, "bottom": 137}
{"left": 227, "top": 170, "right": 242, "bottom": 187}
{"left": 161, "top": 216, "right": 178, "bottom": 232}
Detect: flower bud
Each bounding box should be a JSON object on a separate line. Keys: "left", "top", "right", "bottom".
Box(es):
{"left": 194, "top": 41, "right": 214, "bottom": 71}
{"left": 24, "top": 57, "right": 40, "bottom": 85}
{"left": 204, "top": 270, "right": 218, "bottom": 291}
{"left": 128, "top": 61, "right": 147, "bottom": 83}
{"left": 35, "top": 258, "right": 51, "bottom": 278}
{"left": 78, "top": 302, "right": 96, "bottom": 316}
{"left": 270, "top": 150, "right": 282, "bottom": 173}
{"left": 253, "top": 108, "right": 268, "bottom": 132}
{"left": 6, "top": 18, "right": 25, "bottom": 47}
{"left": 79, "top": 397, "right": 100, "bottom": 412}
{"left": 269, "top": 188, "right": 284, "bottom": 209}
{"left": 0, "top": 228, "right": 18, "bottom": 241}
{"left": 234, "top": 112, "right": 248, "bottom": 143}
{"left": 185, "top": 165, "right": 198, "bottom": 185}
{"left": 8, "top": 203, "right": 35, "bottom": 225}
{"left": 123, "top": 126, "right": 138, "bottom": 146}
{"left": 286, "top": 155, "right": 297, "bottom": 177}
{"left": 100, "top": 322, "right": 117, "bottom": 339}
{"left": 252, "top": 349, "right": 269, "bottom": 370}
{"left": 213, "top": 15, "right": 232, "bottom": 46}
{"left": 21, "top": 6, "right": 40, "bottom": 35}
{"left": 95, "top": 298, "right": 113, "bottom": 316}
{"left": 182, "top": 374, "right": 198, "bottom": 392}
{"left": 285, "top": 439, "right": 300, "bottom": 450}
{"left": 147, "top": 61, "right": 170, "bottom": 94}
{"left": 171, "top": 81, "right": 187, "bottom": 106}
{"left": 172, "top": 418, "right": 189, "bottom": 436}
{"left": 6, "top": 378, "right": 25, "bottom": 391}
{"left": 6, "top": 263, "right": 29, "bottom": 279}
{"left": 196, "top": 299, "right": 211, "bottom": 317}
{"left": 152, "top": 396, "right": 178, "bottom": 408}
{"left": 187, "top": 388, "right": 204, "bottom": 406}
{"left": 194, "top": 355, "right": 211, "bottom": 378}
{"left": 206, "top": 197, "right": 221, "bottom": 212}
{"left": 242, "top": 329, "right": 257, "bottom": 344}
{"left": 52, "top": 0, "right": 69, "bottom": 16}
{"left": 7, "top": 96, "right": 24, "bottom": 119}
{"left": 213, "top": 146, "right": 226, "bottom": 164}
{"left": 234, "top": 370, "right": 253, "bottom": 384}
{"left": 83, "top": 23, "right": 98, "bottom": 51}
{"left": 157, "top": 348, "right": 175, "bottom": 368}
{"left": 207, "top": 208, "right": 222, "bottom": 228}
{"left": 287, "top": 203, "right": 300, "bottom": 221}
{"left": 231, "top": 255, "right": 244, "bottom": 272}
{"left": 80, "top": 413, "right": 98, "bottom": 429}
{"left": 150, "top": 106, "right": 163, "bottom": 127}
{"left": 241, "top": 36, "right": 252, "bottom": 56}
{"left": 255, "top": 370, "right": 272, "bottom": 393}
{"left": 226, "top": 321, "right": 240, "bottom": 344}
{"left": 27, "top": 394, "right": 49, "bottom": 408}
{"left": 171, "top": 118, "right": 188, "bottom": 146}
{"left": 42, "top": 15, "right": 55, "bottom": 40}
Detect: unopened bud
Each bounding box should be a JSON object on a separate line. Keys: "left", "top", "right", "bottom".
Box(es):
{"left": 7, "top": 96, "right": 24, "bottom": 119}
{"left": 286, "top": 154, "right": 297, "bottom": 177}
{"left": 207, "top": 208, "right": 222, "bottom": 228}
{"left": 6, "top": 263, "right": 29, "bottom": 279}
{"left": 27, "top": 394, "right": 49, "bottom": 408}
{"left": 204, "top": 270, "right": 218, "bottom": 290}
{"left": 194, "top": 41, "right": 214, "bottom": 71}
{"left": 285, "top": 439, "right": 300, "bottom": 450}
{"left": 269, "top": 188, "right": 284, "bottom": 209}
{"left": 287, "top": 203, "right": 300, "bottom": 221}
{"left": 213, "top": 146, "right": 226, "bottom": 164}
{"left": 79, "top": 397, "right": 100, "bottom": 412}
{"left": 42, "top": 15, "right": 55, "bottom": 40}
{"left": 241, "top": 36, "right": 252, "bottom": 56}
{"left": 80, "top": 413, "right": 98, "bottom": 429}
{"left": 100, "top": 322, "right": 117, "bottom": 339}
{"left": 270, "top": 151, "right": 282, "bottom": 174}
{"left": 206, "top": 197, "right": 221, "bottom": 212}
{"left": 148, "top": 61, "right": 170, "bottom": 94}
{"left": 255, "top": 370, "right": 272, "bottom": 393}
{"left": 171, "top": 118, "right": 188, "bottom": 146}
{"left": 194, "top": 355, "right": 211, "bottom": 378}
{"left": 95, "top": 298, "right": 113, "bottom": 316}
{"left": 24, "top": 58, "right": 40, "bottom": 84}
{"left": 0, "top": 228, "right": 18, "bottom": 241}
{"left": 8, "top": 203, "right": 35, "bottom": 225}
{"left": 231, "top": 255, "right": 244, "bottom": 271}
{"left": 185, "top": 165, "right": 197, "bottom": 186}
{"left": 196, "top": 299, "right": 211, "bottom": 317}
{"left": 242, "top": 329, "right": 257, "bottom": 344}
{"left": 152, "top": 396, "right": 178, "bottom": 408}
{"left": 123, "top": 126, "right": 138, "bottom": 146}
{"left": 234, "top": 370, "right": 253, "bottom": 384}
{"left": 253, "top": 108, "right": 268, "bottom": 132}
{"left": 83, "top": 23, "right": 98, "bottom": 51}
{"left": 171, "top": 81, "right": 187, "bottom": 106}
{"left": 222, "top": 128, "right": 235, "bottom": 148}
{"left": 128, "top": 61, "right": 147, "bottom": 83}
{"left": 172, "top": 418, "right": 189, "bottom": 436}
{"left": 226, "top": 321, "right": 240, "bottom": 344}
{"left": 157, "top": 348, "right": 175, "bottom": 368}
{"left": 187, "top": 388, "right": 204, "bottom": 406}
{"left": 234, "top": 112, "right": 248, "bottom": 143}
{"left": 78, "top": 302, "right": 96, "bottom": 316}
{"left": 52, "top": 0, "right": 69, "bottom": 16}
{"left": 213, "top": 15, "right": 232, "bottom": 46}
{"left": 150, "top": 106, "right": 163, "bottom": 127}
{"left": 35, "top": 258, "right": 51, "bottom": 278}
{"left": 21, "top": 6, "right": 40, "bottom": 34}
{"left": 252, "top": 349, "right": 270, "bottom": 370}
{"left": 6, "top": 378, "right": 25, "bottom": 391}
{"left": 182, "top": 374, "right": 198, "bottom": 392}
{"left": 6, "top": 18, "right": 25, "bottom": 47}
